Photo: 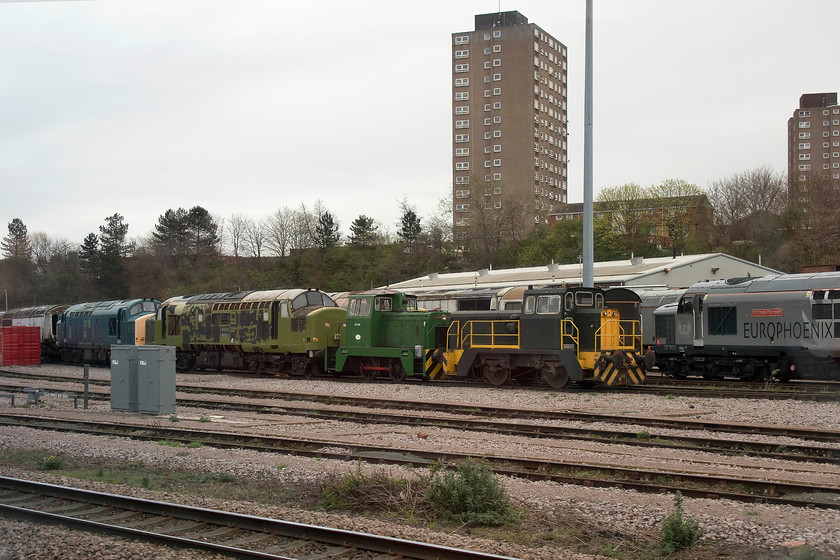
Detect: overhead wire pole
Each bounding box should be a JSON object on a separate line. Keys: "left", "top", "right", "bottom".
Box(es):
{"left": 582, "top": 0, "right": 594, "bottom": 287}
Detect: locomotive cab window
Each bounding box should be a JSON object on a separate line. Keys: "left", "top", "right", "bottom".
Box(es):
{"left": 349, "top": 298, "right": 371, "bottom": 317}
{"left": 404, "top": 297, "right": 418, "bottom": 312}
{"left": 374, "top": 297, "right": 392, "bottom": 312}
{"left": 536, "top": 294, "right": 561, "bottom": 314}
{"left": 524, "top": 295, "right": 536, "bottom": 314}
{"left": 574, "top": 291, "right": 595, "bottom": 308}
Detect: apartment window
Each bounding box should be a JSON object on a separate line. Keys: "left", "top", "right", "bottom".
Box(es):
{"left": 455, "top": 77, "right": 469, "bottom": 86}
{"left": 493, "top": 44, "right": 501, "bottom": 52}
{"left": 456, "top": 217, "right": 469, "bottom": 226}
{"left": 799, "top": 164, "right": 811, "bottom": 170}
{"left": 484, "top": 132, "right": 491, "bottom": 139}
{"left": 455, "top": 189, "right": 470, "bottom": 198}
{"left": 484, "top": 47, "right": 491, "bottom": 55}
{"left": 493, "top": 130, "right": 501, "bottom": 138}
{"left": 799, "top": 143, "right": 811, "bottom": 149}
{"left": 835, "top": 120, "right": 840, "bottom": 125}
{"left": 455, "top": 134, "right": 469, "bottom": 142}
{"left": 493, "top": 102, "right": 501, "bottom": 109}
{"left": 493, "top": 73, "right": 501, "bottom": 81}
{"left": 825, "top": 142, "right": 831, "bottom": 148}
{"left": 824, "top": 164, "right": 830, "bottom": 169}
{"left": 483, "top": 33, "right": 491, "bottom": 40}
{"left": 483, "top": 118, "right": 491, "bottom": 125}
{"left": 455, "top": 162, "right": 470, "bottom": 170}
{"left": 825, "top": 110, "right": 831, "bottom": 116}
{"left": 835, "top": 131, "right": 840, "bottom": 136}
{"left": 454, "top": 35, "right": 469, "bottom": 45}
{"left": 484, "top": 160, "right": 491, "bottom": 168}
{"left": 826, "top": 132, "right": 832, "bottom": 137}
{"left": 493, "top": 159, "right": 501, "bottom": 166}
{"left": 493, "top": 59, "right": 501, "bottom": 67}
{"left": 493, "top": 87, "right": 501, "bottom": 95}
{"left": 825, "top": 121, "right": 831, "bottom": 126}
{"left": 494, "top": 202, "right": 502, "bottom": 209}
{"left": 484, "top": 61, "right": 491, "bottom": 69}
{"left": 455, "top": 106, "right": 469, "bottom": 115}
{"left": 455, "top": 147, "right": 469, "bottom": 156}
{"left": 455, "top": 92, "right": 469, "bottom": 101}
{"left": 484, "top": 89, "right": 491, "bottom": 97}
{"left": 493, "top": 30, "right": 501, "bottom": 38}
{"left": 455, "top": 50, "right": 469, "bottom": 59}
{"left": 455, "top": 64, "right": 469, "bottom": 73}
{"left": 825, "top": 153, "right": 830, "bottom": 159}
{"left": 799, "top": 121, "right": 810, "bottom": 128}
{"left": 835, "top": 152, "right": 840, "bottom": 158}
{"left": 455, "top": 204, "right": 469, "bottom": 212}
{"left": 494, "top": 186, "right": 502, "bottom": 194}
{"left": 484, "top": 104, "right": 491, "bottom": 111}
{"left": 484, "top": 76, "right": 491, "bottom": 83}
{"left": 799, "top": 110, "right": 810, "bottom": 117}
{"left": 493, "top": 173, "right": 501, "bottom": 181}
{"left": 493, "top": 116, "right": 501, "bottom": 124}
{"left": 493, "top": 144, "right": 501, "bottom": 152}
{"left": 455, "top": 119, "right": 469, "bottom": 129}
{"left": 799, "top": 132, "right": 810, "bottom": 139}
{"left": 799, "top": 154, "right": 811, "bottom": 160}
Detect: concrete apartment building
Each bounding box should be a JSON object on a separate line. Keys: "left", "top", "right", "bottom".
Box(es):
{"left": 788, "top": 92, "right": 840, "bottom": 197}
{"left": 451, "top": 11, "right": 568, "bottom": 251}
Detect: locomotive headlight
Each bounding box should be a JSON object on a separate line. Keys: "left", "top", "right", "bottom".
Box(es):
{"left": 325, "top": 322, "right": 331, "bottom": 328}
{"left": 312, "top": 337, "right": 319, "bottom": 343}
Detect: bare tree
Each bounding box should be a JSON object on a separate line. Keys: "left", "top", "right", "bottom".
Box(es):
{"left": 244, "top": 217, "right": 267, "bottom": 259}
{"left": 226, "top": 214, "right": 250, "bottom": 258}
{"left": 264, "top": 207, "right": 292, "bottom": 257}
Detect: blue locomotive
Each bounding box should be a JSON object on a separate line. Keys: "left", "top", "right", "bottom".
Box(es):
{"left": 56, "top": 298, "right": 160, "bottom": 363}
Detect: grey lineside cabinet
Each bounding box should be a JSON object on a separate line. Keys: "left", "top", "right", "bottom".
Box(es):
{"left": 110, "top": 345, "right": 176, "bottom": 415}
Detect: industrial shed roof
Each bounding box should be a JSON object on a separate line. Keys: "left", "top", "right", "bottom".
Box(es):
{"left": 385, "top": 253, "right": 780, "bottom": 292}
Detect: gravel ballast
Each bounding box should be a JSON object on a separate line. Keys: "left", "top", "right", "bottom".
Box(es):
{"left": 0, "top": 365, "right": 838, "bottom": 559}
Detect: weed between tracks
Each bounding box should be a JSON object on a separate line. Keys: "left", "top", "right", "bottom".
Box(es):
{"left": 0, "top": 448, "right": 827, "bottom": 559}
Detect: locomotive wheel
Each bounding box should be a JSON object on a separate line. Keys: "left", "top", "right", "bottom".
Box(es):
{"left": 359, "top": 358, "right": 379, "bottom": 381}
{"left": 389, "top": 360, "right": 407, "bottom": 381}
{"left": 541, "top": 364, "right": 569, "bottom": 389}
{"left": 482, "top": 360, "right": 510, "bottom": 386}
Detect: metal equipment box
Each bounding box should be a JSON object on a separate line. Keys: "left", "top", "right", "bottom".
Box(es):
{"left": 110, "top": 345, "right": 139, "bottom": 411}
{"left": 137, "top": 345, "right": 176, "bottom": 415}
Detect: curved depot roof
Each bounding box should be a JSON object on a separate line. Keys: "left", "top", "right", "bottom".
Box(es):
{"left": 385, "top": 253, "right": 781, "bottom": 292}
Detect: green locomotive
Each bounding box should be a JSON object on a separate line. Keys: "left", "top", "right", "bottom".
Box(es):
{"left": 154, "top": 288, "right": 345, "bottom": 375}
{"left": 328, "top": 291, "right": 449, "bottom": 380}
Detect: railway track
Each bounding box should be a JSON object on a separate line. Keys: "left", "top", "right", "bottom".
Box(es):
{"left": 3, "top": 367, "right": 840, "bottom": 401}
{"left": 1, "top": 412, "right": 838, "bottom": 511}
{"left": 0, "top": 476, "right": 516, "bottom": 560}
{"left": 1, "top": 377, "right": 838, "bottom": 446}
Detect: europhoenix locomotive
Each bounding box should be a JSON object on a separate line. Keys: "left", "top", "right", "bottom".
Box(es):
{"left": 648, "top": 272, "right": 840, "bottom": 381}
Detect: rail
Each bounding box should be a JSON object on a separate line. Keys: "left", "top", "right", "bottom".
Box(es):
{"left": 595, "top": 318, "right": 641, "bottom": 353}
{"left": 446, "top": 319, "right": 519, "bottom": 350}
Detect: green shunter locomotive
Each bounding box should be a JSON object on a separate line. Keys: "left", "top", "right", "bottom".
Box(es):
{"left": 327, "top": 291, "right": 449, "bottom": 380}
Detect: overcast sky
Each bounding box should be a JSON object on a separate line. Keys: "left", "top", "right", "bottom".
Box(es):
{"left": 1, "top": 0, "right": 838, "bottom": 246}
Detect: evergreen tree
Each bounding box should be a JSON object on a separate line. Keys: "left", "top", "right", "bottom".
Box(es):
{"left": 152, "top": 208, "right": 190, "bottom": 260}
{"left": 97, "top": 213, "right": 133, "bottom": 298}
{"left": 186, "top": 206, "right": 220, "bottom": 259}
{"left": 348, "top": 215, "right": 379, "bottom": 246}
{"left": 78, "top": 233, "right": 100, "bottom": 277}
{"left": 1, "top": 218, "right": 31, "bottom": 260}
{"left": 314, "top": 211, "right": 340, "bottom": 249}
{"left": 397, "top": 206, "right": 422, "bottom": 250}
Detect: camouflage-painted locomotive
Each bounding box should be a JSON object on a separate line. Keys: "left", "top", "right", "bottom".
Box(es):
{"left": 434, "top": 286, "right": 648, "bottom": 387}
{"left": 327, "top": 291, "right": 449, "bottom": 380}
{"left": 154, "top": 288, "right": 345, "bottom": 374}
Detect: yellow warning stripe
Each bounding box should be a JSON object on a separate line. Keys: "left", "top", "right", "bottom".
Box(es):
{"left": 594, "top": 362, "right": 646, "bottom": 386}
{"left": 425, "top": 349, "right": 444, "bottom": 379}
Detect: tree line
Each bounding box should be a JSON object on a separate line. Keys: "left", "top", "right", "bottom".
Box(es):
{"left": 0, "top": 166, "right": 835, "bottom": 308}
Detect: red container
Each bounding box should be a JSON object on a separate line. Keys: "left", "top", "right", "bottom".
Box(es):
{"left": 0, "top": 326, "right": 41, "bottom": 366}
